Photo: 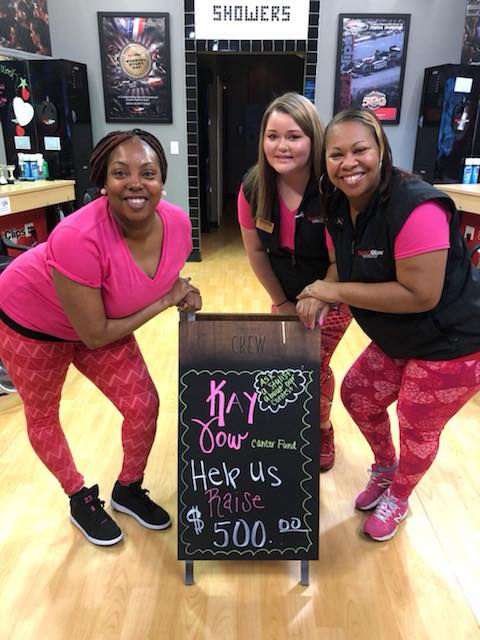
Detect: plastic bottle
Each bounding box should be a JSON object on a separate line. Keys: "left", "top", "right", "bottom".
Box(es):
{"left": 24, "top": 155, "right": 33, "bottom": 179}
{"left": 17, "top": 153, "right": 26, "bottom": 179}
{"left": 35, "top": 153, "right": 44, "bottom": 179}
{"left": 463, "top": 158, "right": 474, "bottom": 184}
{"left": 29, "top": 155, "right": 39, "bottom": 180}
{"left": 471, "top": 158, "right": 480, "bottom": 184}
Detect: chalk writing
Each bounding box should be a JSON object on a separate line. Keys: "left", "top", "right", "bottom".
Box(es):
{"left": 254, "top": 368, "right": 307, "bottom": 413}
{"left": 186, "top": 506, "right": 205, "bottom": 535}
{"left": 178, "top": 367, "right": 319, "bottom": 558}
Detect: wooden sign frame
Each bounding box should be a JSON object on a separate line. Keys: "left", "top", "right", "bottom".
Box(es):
{"left": 178, "top": 313, "right": 321, "bottom": 585}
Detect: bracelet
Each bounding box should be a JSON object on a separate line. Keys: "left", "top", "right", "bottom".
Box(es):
{"left": 275, "top": 299, "right": 289, "bottom": 307}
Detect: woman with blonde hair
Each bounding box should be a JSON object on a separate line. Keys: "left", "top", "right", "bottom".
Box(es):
{"left": 238, "top": 92, "right": 351, "bottom": 471}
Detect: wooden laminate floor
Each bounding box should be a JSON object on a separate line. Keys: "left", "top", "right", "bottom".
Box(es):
{"left": 0, "top": 210, "right": 479, "bottom": 640}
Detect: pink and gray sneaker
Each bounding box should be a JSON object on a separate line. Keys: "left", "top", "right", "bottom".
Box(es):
{"left": 363, "top": 489, "right": 409, "bottom": 541}
{"left": 355, "top": 463, "right": 396, "bottom": 510}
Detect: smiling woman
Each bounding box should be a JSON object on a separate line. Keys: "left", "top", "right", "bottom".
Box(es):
{"left": 237, "top": 92, "right": 352, "bottom": 472}
{"left": 325, "top": 119, "right": 382, "bottom": 218}
{"left": 297, "top": 107, "right": 480, "bottom": 542}
{"left": 106, "top": 138, "right": 164, "bottom": 224}
{"left": 0, "top": 128, "right": 202, "bottom": 547}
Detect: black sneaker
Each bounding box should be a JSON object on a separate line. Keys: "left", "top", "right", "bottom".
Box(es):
{"left": 111, "top": 479, "right": 171, "bottom": 530}
{"left": 70, "top": 485, "right": 123, "bottom": 546}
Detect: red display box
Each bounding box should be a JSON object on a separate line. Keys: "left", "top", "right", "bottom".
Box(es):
{"left": 459, "top": 211, "right": 480, "bottom": 267}
{"left": 0, "top": 208, "right": 48, "bottom": 254}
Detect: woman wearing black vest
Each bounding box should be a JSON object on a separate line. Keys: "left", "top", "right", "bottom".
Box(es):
{"left": 237, "top": 92, "right": 351, "bottom": 471}
{"left": 297, "top": 108, "right": 480, "bottom": 541}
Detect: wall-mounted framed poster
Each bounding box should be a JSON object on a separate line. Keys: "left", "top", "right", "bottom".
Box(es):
{"left": 334, "top": 14, "right": 410, "bottom": 124}
{"left": 97, "top": 12, "right": 172, "bottom": 123}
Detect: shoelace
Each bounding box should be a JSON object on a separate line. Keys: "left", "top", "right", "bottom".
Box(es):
{"left": 374, "top": 494, "right": 401, "bottom": 523}
{"left": 84, "top": 495, "right": 111, "bottom": 525}
{"left": 365, "top": 468, "right": 392, "bottom": 489}
{"left": 365, "top": 469, "right": 381, "bottom": 487}
{"left": 84, "top": 495, "right": 105, "bottom": 512}
{"left": 133, "top": 486, "right": 157, "bottom": 512}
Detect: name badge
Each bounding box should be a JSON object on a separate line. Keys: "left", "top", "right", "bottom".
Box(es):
{"left": 256, "top": 218, "right": 275, "bottom": 234}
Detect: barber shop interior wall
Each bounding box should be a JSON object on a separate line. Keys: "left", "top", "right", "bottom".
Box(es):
{"left": 0, "top": 1, "right": 465, "bottom": 242}
{"left": 316, "top": 0, "right": 464, "bottom": 172}
{"left": 46, "top": 0, "right": 189, "bottom": 212}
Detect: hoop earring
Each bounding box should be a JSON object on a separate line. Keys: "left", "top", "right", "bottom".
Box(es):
{"left": 319, "top": 174, "right": 336, "bottom": 195}
{"left": 319, "top": 174, "right": 326, "bottom": 195}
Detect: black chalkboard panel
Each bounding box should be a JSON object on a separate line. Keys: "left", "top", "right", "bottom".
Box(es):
{"left": 178, "top": 314, "right": 320, "bottom": 561}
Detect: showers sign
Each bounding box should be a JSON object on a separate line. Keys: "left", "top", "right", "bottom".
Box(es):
{"left": 194, "top": 0, "right": 309, "bottom": 40}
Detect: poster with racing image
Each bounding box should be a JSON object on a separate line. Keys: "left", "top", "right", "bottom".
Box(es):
{"left": 461, "top": 1, "right": 480, "bottom": 65}
{"left": 333, "top": 14, "right": 410, "bottom": 124}
{"left": 97, "top": 12, "right": 172, "bottom": 123}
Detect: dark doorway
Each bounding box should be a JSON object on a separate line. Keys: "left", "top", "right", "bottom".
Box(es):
{"left": 197, "top": 53, "right": 304, "bottom": 231}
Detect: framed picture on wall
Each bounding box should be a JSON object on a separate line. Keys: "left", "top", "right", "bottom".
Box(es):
{"left": 333, "top": 14, "right": 410, "bottom": 124}
{"left": 97, "top": 12, "right": 172, "bottom": 123}
{"left": 462, "top": 0, "right": 480, "bottom": 64}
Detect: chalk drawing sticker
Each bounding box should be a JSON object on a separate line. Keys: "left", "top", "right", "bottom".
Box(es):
{"left": 253, "top": 369, "right": 307, "bottom": 413}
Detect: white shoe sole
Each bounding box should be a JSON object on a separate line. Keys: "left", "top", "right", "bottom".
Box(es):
{"left": 70, "top": 515, "right": 123, "bottom": 546}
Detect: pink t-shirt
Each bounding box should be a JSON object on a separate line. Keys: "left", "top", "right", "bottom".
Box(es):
{"left": 325, "top": 201, "right": 450, "bottom": 257}
{"left": 237, "top": 184, "right": 296, "bottom": 251}
{"left": 0, "top": 196, "right": 192, "bottom": 340}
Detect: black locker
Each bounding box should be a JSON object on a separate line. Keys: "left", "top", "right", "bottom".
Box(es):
{"left": 0, "top": 59, "right": 94, "bottom": 207}
{"left": 413, "top": 63, "right": 480, "bottom": 184}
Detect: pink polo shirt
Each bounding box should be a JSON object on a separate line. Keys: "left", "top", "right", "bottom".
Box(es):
{"left": 0, "top": 196, "right": 192, "bottom": 340}
{"left": 237, "top": 184, "right": 297, "bottom": 251}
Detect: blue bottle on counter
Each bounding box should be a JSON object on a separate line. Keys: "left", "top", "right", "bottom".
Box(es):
{"left": 471, "top": 158, "right": 480, "bottom": 184}
{"left": 463, "top": 158, "right": 474, "bottom": 184}
{"left": 30, "top": 160, "right": 39, "bottom": 180}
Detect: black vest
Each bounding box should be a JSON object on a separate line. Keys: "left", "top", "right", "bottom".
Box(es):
{"left": 243, "top": 175, "right": 329, "bottom": 300}
{"left": 326, "top": 170, "right": 480, "bottom": 360}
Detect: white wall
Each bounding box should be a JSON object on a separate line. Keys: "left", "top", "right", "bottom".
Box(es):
{"left": 1, "top": 1, "right": 466, "bottom": 205}
{"left": 316, "top": 0, "right": 465, "bottom": 171}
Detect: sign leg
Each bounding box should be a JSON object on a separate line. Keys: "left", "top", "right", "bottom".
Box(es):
{"left": 300, "top": 560, "right": 309, "bottom": 586}
{"left": 185, "top": 560, "right": 194, "bottom": 585}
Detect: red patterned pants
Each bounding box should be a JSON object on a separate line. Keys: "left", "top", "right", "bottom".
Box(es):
{"left": 341, "top": 341, "right": 480, "bottom": 500}
{"left": 318, "top": 304, "right": 352, "bottom": 423}
{"left": 0, "top": 321, "right": 159, "bottom": 495}
{"left": 273, "top": 303, "right": 351, "bottom": 424}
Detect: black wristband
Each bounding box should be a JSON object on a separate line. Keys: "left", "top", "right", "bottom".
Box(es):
{"left": 275, "top": 299, "right": 289, "bottom": 307}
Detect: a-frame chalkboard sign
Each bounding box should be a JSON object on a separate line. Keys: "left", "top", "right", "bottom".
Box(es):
{"left": 178, "top": 313, "right": 320, "bottom": 585}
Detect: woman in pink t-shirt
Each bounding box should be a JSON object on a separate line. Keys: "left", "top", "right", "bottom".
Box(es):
{"left": 0, "top": 129, "right": 202, "bottom": 546}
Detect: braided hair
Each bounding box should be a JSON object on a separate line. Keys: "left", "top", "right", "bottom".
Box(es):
{"left": 89, "top": 129, "right": 168, "bottom": 188}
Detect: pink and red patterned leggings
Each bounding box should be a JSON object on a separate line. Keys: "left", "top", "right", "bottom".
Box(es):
{"left": 318, "top": 304, "right": 352, "bottom": 424}
{"left": 0, "top": 321, "right": 159, "bottom": 496}
{"left": 341, "top": 341, "right": 480, "bottom": 500}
